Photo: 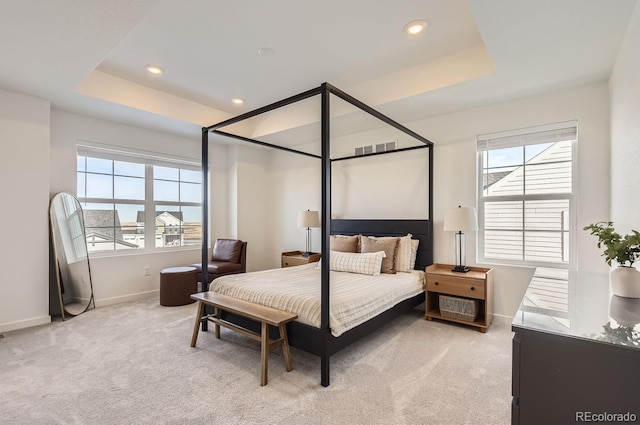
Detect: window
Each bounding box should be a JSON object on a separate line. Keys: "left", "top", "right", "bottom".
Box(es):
{"left": 477, "top": 121, "right": 576, "bottom": 267}
{"left": 76, "top": 143, "right": 202, "bottom": 253}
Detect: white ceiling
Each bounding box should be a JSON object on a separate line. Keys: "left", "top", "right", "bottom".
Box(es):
{"left": 0, "top": 0, "right": 636, "bottom": 142}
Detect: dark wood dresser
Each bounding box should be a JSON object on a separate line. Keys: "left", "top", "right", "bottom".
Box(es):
{"left": 512, "top": 268, "right": 640, "bottom": 425}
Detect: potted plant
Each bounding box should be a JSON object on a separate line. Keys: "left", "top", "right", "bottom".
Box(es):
{"left": 584, "top": 221, "right": 640, "bottom": 298}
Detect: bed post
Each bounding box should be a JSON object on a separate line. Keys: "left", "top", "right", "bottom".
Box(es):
{"left": 201, "top": 128, "right": 210, "bottom": 331}
{"left": 201, "top": 128, "right": 210, "bottom": 290}
{"left": 320, "top": 83, "right": 331, "bottom": 387}
{"left": 428, "top": 141, "right": 434, "bottom": 261}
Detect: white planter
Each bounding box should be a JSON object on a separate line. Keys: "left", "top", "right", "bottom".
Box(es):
{"left": 610, "top": 266, "right": 640, "bottom": 299}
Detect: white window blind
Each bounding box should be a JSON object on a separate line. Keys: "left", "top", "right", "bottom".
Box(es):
{"left": 477, "top": 124, "right": 577, "bottom": 152}
{"left": 477, "top": 121, "right": 577, "bottom": 267}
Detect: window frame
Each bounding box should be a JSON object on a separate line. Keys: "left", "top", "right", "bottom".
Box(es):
{"left": 76, "top": 142, "right": 202, "bottom": 256}
{"left": 476, "top": 122, "right": 577, "bottom": 269}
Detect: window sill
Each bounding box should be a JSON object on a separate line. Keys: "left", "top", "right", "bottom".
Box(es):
{"left": 88, "top": 245, "right": 202, "bottom": 259}
{"left": 476, "top": 258, "right": 572, "bottom": 271}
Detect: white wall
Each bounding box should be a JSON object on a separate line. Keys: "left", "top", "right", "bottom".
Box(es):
{"left": 209, "top": 141, "right": 230, "bottom": 244}
{"left": 268, "top": 82, "right": 611, "bottom": 318}
{"left": 610, "top": 3, "right": 640, "bottom": 235}
{"left": 229, "top": 145, "right": 272, "bottom": 271}
{"left": 49, "top": 109, "right": 222, "bottom": 306}
{"left": 269, "top": 150, "right": 321, "bottom": 264}
{"left": 0, "top": 89, "right": 51, "bottom": 333}
{"left": 267, "top": 130, "right": 430, "bottom": 263}
{"left": 332, "top": 142, "right": 429, "bottom": 220}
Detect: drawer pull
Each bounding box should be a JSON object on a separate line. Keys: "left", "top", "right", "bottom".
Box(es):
{"left": 434, "top": 281, "right": 439, "bottom": 286}
{"left": 470, "top": 286, "right": 475, "bottom": 291}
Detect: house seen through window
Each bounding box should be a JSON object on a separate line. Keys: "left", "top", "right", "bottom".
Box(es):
{"left": 76, "top": 144, "right": 202, "bottom": 252}
{"left": 476, "top": 121, "right": 576, "bottom": 267}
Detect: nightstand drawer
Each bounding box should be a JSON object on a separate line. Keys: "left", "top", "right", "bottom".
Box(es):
{"left": 281, "top": 251, "right": 321, "bottom": 268}
{"left": 426, "top": 275, "right": 485, "bottom": 299}
{"left": 282, "top": 256, "right": 312, "bottom": 267}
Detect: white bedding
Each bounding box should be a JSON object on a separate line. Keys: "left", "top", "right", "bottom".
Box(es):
{"left": 209, "top": 263, "right": 425, "bottom": 337}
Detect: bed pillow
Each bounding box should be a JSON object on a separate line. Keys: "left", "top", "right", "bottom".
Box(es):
{"left": 392, "top": 234, "right": 413, "bottom": 272}
{"left": 330, "top": 235, "right": 359, "bottom": 253}
{"left": 360, "top": 236, "right": 400, "bottom": 274}
{"left": 409, "top": 239, "right": 420, "bottom": 270}
{"left": 328, "top": 250, "right": 385, "bottom": 276}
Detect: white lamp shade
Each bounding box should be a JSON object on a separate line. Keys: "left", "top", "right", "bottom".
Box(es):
{"left": 444, "top": 206, "right": 478, "bottom": 232}
{"left": 298, "top": 210, "right": 320, "bottom": 228}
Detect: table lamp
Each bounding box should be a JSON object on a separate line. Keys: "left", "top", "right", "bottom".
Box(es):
{"left": 444, "top": 206, "right": 478, "bottom": 273}
{"left": 298, "top": 210, "right": 320, "bottom": 257}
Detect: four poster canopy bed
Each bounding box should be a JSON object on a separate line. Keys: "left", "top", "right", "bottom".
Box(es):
{"left": 200, "top": 83, "right": 434, "bottom": 386}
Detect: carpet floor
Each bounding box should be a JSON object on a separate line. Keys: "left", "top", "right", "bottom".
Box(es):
{"left": 0, "top": 295, "right": 512, "bottom": 425}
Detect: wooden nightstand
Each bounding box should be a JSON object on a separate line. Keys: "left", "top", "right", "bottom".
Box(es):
{"left": 281, "top": 251, "right": 321, "bottom": 268}
{"left": 425, "top": 263, "right": 493, "bottom": 332}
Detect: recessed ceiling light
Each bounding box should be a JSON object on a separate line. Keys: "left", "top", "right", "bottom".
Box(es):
{"left": 231, "top": 97, "right": 244, "bottom": 105}
{"left": 404, "top": 20, "right": 427, "bottom": 36}
{"left": 257, "top": 47, "right": 275, "bottom": 56}
{"left": 145, "top": 64, "right": 164, "bottom": 75}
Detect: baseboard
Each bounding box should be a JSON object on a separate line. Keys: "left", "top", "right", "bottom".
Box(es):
{"left": 0, "top": 315, "right": 51, "bottom": 334}
{"left": 95, "top": 290, "right": 159, "bottom": 307}
{"left": 492, "top": 313, "right": 514, "bottom": 324}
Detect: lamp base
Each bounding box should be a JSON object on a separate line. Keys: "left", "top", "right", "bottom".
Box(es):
{"left": 451, "top": 265, "right": 470, "bottom": 273}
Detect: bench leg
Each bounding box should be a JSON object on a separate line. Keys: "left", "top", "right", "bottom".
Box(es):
{"left": 279, "top": 324, "right": 293, "bottom": 372}
{"left": 191, "top": 301, "right": 204, "bottom": 347}
{"left": 214, "top": 307, "right": 221, "bottom": 339}
{"left": 260, "top": 321, "right": 268, "bottom": 386}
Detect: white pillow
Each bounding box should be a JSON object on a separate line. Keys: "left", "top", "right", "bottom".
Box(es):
{"left": 326, "top": 250, "right": 386, "bottom": 276}
{"left": 409, "top": 239, "right": 420, "bottom": 270}
{"left": 395, "top": 234, "right": 413, "bottom": 272}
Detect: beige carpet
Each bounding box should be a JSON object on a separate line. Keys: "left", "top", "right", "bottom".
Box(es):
{"left": 0, "top": 296, "right": 512, "bottom": 425}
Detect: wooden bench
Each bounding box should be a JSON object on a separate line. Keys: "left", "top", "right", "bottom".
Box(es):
{"left": 190, "top": 292, "right": 298, "bottom": 386}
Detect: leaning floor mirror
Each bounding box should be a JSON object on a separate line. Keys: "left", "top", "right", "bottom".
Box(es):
{"left": 49, "top": 192, "right": 95, "bottom": 319}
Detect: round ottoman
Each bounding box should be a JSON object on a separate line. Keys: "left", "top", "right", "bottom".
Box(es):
{"left": 160, "top": 266, "right": 197, "bottom": 306}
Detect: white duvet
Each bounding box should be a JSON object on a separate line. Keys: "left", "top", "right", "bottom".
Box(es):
{"left": 209, "top": 263, "right": 425, "bottom": 337}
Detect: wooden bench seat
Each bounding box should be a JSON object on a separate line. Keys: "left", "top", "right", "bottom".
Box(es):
{"left": 190, "top": 292, "right": 298, "bottom": 386}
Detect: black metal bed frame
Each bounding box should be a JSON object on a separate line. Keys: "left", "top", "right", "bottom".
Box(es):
{"left": 201, "top": 82, "right": 434, "bottom": 386}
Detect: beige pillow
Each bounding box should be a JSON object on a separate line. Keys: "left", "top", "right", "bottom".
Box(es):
{"left": 361, "top": 236, "right": 400, "bottom": 274}
{"left": 330, "top": 235, "right": 359, "bottom": 252}
{"left": 328, "top": 250, "right": 385, "bottom": 276}
{"left": 366, "top": 235, "right": 412, "bottom": 271}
